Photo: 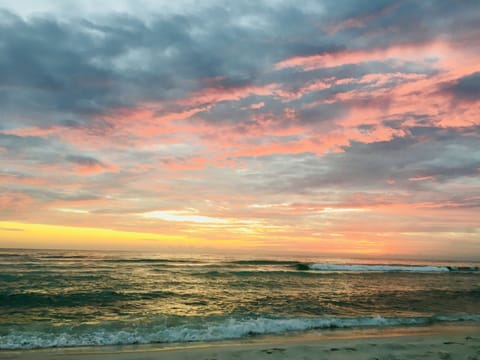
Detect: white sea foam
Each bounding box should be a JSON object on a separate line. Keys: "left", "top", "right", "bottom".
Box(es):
{"left": 307, "top": 264, "right": 450, "bottom": 272}
{"left": 2, "top": 315, "right": 480, "bottom": 350}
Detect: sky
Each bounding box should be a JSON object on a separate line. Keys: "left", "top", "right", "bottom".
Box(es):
{"left": 0, "top": 0, "right": 479, "bottom": 259}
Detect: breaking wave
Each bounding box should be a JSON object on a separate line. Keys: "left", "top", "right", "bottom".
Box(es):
{"left": 299, "top": 264, "right": 479, "bottom": 272}
{"left": 2, "top": 314, "right": 480, "bottom": 350}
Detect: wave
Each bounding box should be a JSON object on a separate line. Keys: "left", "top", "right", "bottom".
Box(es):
{"left": 0, "top": 253, "right": 25, "bottom": 257}
{"left": 0, "top": 290, "right": 184, "bottom": 308}
{"left": 193, "top": 270, "right": 323, "bottom": 278}
{"left": 226, "top": 260, "right": 479, "bottom": 273}
{"left": 104, "top": 258, "right": 201, "bottom": 264}
{"left": 40, "top": 255, "right": 91, "bottom": 259}
{"left": 2, "top": 314, "right": 480, "bottom": 350}
{"left": 446, "top": 266, "right": 480, "bottom": 271}
{"left": 230, "top": 260, "right": 301, "bottom": 265}
{"left": 300, "top": 264, "right": 461, "bottom": 272}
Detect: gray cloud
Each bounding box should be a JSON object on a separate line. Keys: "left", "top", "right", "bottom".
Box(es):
{"left": 0, "top": 133, "right": 47, "bottom": 150}
{"left": 66, "top": 155, "right": 107, "bottom": 168}
{"left": 237, "top": 126, "right": 480, "bottom": 200}
{"left": 444, "top": 72, "right": 480, "bottom": 102}
{"left": 2, "top": 0, "right": 478, "bottom": 131}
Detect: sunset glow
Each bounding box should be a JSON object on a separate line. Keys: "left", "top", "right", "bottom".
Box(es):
{"left": 0, "top": 1, "right": 479, "bottom": 259}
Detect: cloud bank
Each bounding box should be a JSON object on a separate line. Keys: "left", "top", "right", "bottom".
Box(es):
{"left": 0, "top": 0, "right": 479, "bottom": 258}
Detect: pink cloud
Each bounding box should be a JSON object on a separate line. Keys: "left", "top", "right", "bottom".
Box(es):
{"left": 275, "top": 41, "right": 451, "bottom": 71}
{"left": 326, "top": 1, "right": 401, "bottom": 34}
{"left": 160, "top": 157, "right": 208, "bottom": 171}
{"left": 408, "top": 176, "right": 435, "bottom": 182}
{"left": 71, "top": 161, "right": 119, "bottom": 175}
{"left": 178, "top": 83, "right": 280, "bottom": 107}
{"left": 248, "top": 102, "right": 265, "bottom": 109}
{"left": 0, "top": 192, "right": 33, "bottom": 213}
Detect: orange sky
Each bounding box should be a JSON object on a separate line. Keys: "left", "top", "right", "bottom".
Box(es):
{"left": 0, "top": 1, "right": 479, "bottom": 259}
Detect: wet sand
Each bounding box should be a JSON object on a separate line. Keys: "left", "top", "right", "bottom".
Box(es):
{"left": 2, "top": 324, "right": 479, "bottom": 360}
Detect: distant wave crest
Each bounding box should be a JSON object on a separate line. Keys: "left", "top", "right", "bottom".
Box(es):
{"left": 300, "top": 264, "right": 479, "bottom": 272}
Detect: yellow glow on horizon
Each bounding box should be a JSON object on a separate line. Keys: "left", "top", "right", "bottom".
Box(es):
{"left": 1, "top": 221, "right": 459, "bottom": 259}
{"left": 0, "top": 221, "right": 249, "bottom": 250}
{"left": 0, "top": 220, "right": 397, "bottom": 255}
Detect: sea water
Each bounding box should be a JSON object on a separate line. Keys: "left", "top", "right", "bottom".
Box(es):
{"left": 1, "top": 249, "right": 479, "bottom": 349}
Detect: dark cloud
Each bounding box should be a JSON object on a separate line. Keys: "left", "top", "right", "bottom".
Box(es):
{"left": 357, "top": 124, "right": 376, "bottom": 134}
{"left": 324, "top": 0, "right": 480, "bottom": 47}
{"left": 0, "top": 133, "right": 47, "bottom": 150}
{"left": 0, "top": 133, "right": 74, "bottom": 168}
{"left": 3, "top": 0, "right": 476, "bottom": 131}
{"left": 66, "top": 155, "right": 106, "bottom": 168}
{"left": 296, "top": 103, "right": 346, "bottom": 125}
{"left": 11, "top": 187, "right": 102, "bottom": 202}
{"left": 242, "top": 126, "right": 480, "bottom": 196}
{"left": 444, "top": 72, "right": 480, "bottom": 102}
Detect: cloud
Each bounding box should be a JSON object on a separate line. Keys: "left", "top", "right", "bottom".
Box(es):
{"left": 0, "top": 1, "right": 479, "bottom": 256}
{"left": 443, "top": 72, "right": 480, "bottom": 102}
{"left": 0, "top": 227, "right": 24, "bottom": 231}
{"left": 65, "top": 155, "right": 118, "bottom": 174}
{"left": 236, "top": 126, "right": 480, "bottom": 199}
{"left": 0, "top": 1, "right": 477, "bottom": 138}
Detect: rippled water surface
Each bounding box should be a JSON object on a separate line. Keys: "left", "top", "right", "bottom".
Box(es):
{"left": 1, "top": 249, "right": 479, "bottom": 349}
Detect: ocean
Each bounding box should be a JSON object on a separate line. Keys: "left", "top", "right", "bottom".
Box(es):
{"left": 1, "top": 249, "right": 479, "bottom": 350}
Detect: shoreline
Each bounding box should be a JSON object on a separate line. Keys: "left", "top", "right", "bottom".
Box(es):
{"left": 2, "top": 322, "right": 479, "bottom": 360}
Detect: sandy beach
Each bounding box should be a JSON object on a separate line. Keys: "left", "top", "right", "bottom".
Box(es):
{"left": 2, "top": 324, "right": 479, "bottom": 360}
